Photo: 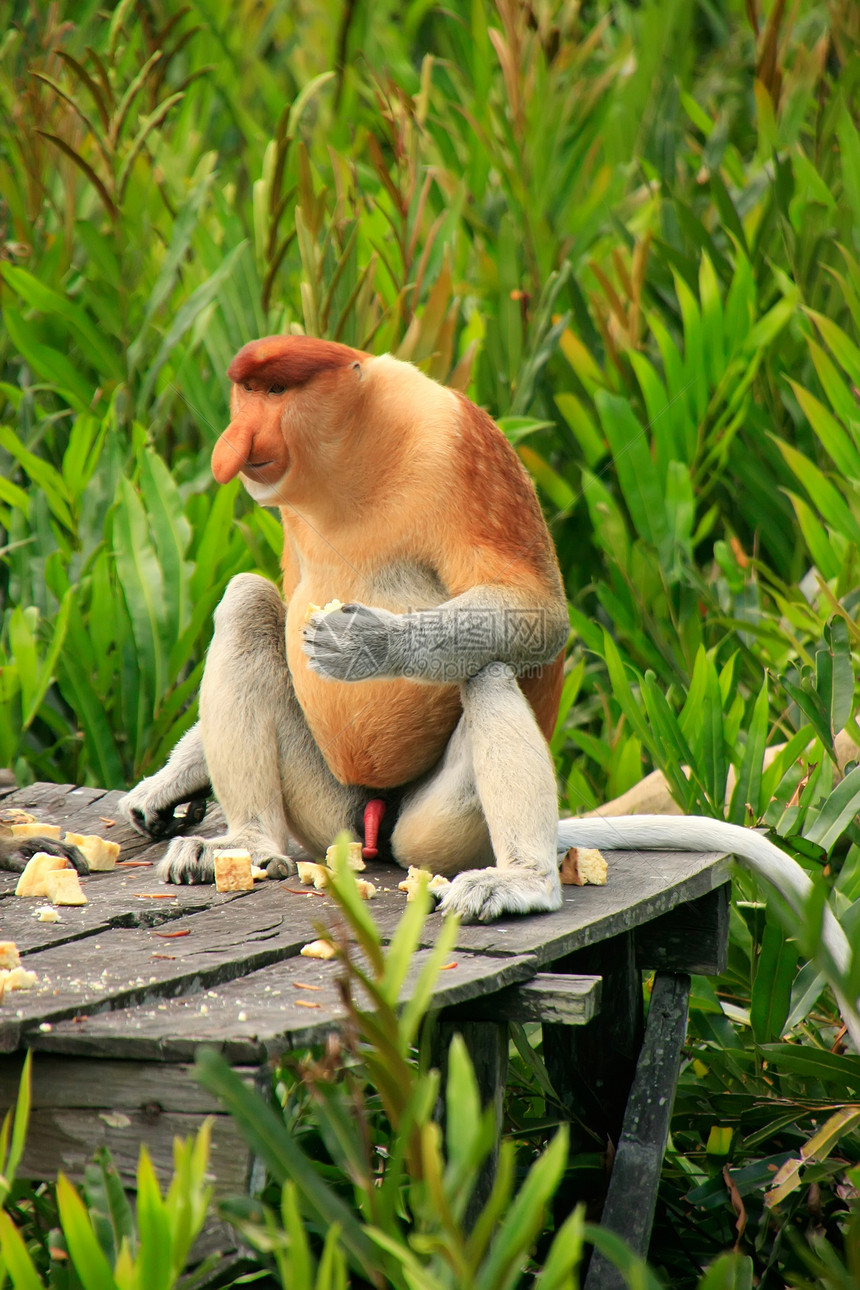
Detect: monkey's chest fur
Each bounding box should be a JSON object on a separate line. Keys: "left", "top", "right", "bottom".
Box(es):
{"left": 286, "top": 563, "right": 461, "bottom": 790}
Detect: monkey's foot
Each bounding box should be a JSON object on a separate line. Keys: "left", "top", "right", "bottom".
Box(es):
{"left": 157, "top": 835, "right": 296, "bottom": 884}
{"left": 436, "top": 867, "right": 563, "bottom": 924}
{"left": 4, "top": 838, "right": 89, "bottom": 876}
{"left": 120, "top": 779, "right": 210, "bottom": 840}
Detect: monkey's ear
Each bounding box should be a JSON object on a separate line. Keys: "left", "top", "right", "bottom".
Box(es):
{"left": 352, "top": 360, "right": 364, "bottom": 379}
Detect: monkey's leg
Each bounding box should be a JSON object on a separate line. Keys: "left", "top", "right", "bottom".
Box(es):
{"left": 120, "top": 723, "right": 211, "bottom": 839}
{"left": 394, "top": 663, "right": 562, "bottom": 923}
{"left": 390, "top": 718, "right": 495, "bottom": 877}
{"left": 158, "top": 573, "right": 363, "bottom": 884}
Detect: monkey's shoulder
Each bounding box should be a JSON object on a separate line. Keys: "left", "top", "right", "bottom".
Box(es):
{"left": 449, "top": 393, "right": 560, "bottom": 581}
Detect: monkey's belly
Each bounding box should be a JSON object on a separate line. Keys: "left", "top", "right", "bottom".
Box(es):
{"left": 295, "top": 669, "right": 462, "bottom": 788}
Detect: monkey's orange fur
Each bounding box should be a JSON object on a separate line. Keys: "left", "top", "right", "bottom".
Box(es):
{"left": 211, "top": 336, "right": 564, "bottom": 789}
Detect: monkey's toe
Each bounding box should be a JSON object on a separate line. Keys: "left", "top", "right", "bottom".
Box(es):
{"left": 263, "top": 854, "right": 298, "bottom": 880}
{"left": 438, "top": 868, "right": 562, "bottom": 923}
{"left": 157, "top": 837, "right": 214, "bottom": 885}
{"left": 11, "top": 838, "right": 90, "bottom": 875}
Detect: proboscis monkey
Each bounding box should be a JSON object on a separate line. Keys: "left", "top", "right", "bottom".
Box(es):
{"left": 119, "top": 336, "right": 858, "bottom": 1041}
{"left": 121, "top": 335, "right": 569, "bottom": 922}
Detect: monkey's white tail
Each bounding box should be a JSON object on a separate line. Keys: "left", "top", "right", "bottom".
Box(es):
{"left": 557, "top": 814, "right": 859, "bottom": 1049}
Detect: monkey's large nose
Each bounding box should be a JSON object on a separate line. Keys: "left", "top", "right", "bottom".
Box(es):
{"left": 212, "top": 421, "right": 254, "bottom": 484}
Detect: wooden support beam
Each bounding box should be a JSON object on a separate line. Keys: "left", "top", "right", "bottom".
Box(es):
{"left": 544, "top": 932, "right": 643, "bottom": 1147}
{"left": 584, "top": 971, "right": 691, "bottom": 1290}
{"left": 635, "top": 884, "right": 730, "bottom": 975}
{"left": 443, "top": 972, "right": 602, "bottom": 1026}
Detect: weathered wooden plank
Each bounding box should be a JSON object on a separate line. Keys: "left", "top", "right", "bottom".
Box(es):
{"left": 444, "top": 973, "right": 602, "bottom": 1026}
{"left": 635, "top": 884, "right": 730, "bottom": 975}
{"left": 0, "top": 786, "right": 228, "bottom": 900}
{"left": 0, "top": 868, "right": 250, "bottom": 951}
{"left": 0, "top": 1055, "right": 243, "bottom": 1112}
{"left": 12, "top": 1105, "right": 251, "bottom": 1192}
{"left": 0, "top": 891, "right": 342, "bottom": 1052}
{"left": 4, "top": 787, "right": 731, "bottom": 981}
{"left": 584, "top": 972, "right": 691, "bottom": 1290}
{"left": 21, "top": 951, "right": 539, "bottom": 1063}
{"left": 364, "top": 849, "right": 730, "bottom": 964}
{"left": 1, "top": 783, "right": 102, "bottom": 820}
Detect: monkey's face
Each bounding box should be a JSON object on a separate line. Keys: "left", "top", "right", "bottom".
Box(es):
{"left": 212, "top": 336, "right": 367, "bottom": 505}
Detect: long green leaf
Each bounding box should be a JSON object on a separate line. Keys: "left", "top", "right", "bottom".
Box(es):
{"left": 595, "top": 392, "right": 668, "bottom": 547}
{"left": 804, "top": 764, "right": 860, "bottom": 852}
{"left": 0, "top": 1211, "right": 44, "bottom": 1290}
{"left": 56, "top": 1174, "right": 117, "bottom": 1290}
{"left": 137, "top": 242, "right": 247, "bottom": 408}
{"left": 476, "top": 1128, "right": 568, "bottom": 1290}
{"left": 750, "top": 921, "right": 799, "bottom": 1044}
{"left": 729, "top": 679, "right": 769, "bottom": 825}
{"left": 194, "top": 1050, "right": 379, "bottom": 1282}
{"left": 0, "top": 263, "right": 122, "bottom": 379}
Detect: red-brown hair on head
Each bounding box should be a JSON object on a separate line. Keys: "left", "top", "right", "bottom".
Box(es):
{"left": 227, "top": 335, "right": 366, "bottom": 388}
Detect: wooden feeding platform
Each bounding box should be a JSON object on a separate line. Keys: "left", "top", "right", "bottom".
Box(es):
{"left": 0, "top": 780, "right": 731, "bottom": 1287}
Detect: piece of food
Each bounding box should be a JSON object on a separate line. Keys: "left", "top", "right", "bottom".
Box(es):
{"left": 324, "top": 840, "right": 366, "bottom": 871}
{"left": 4, "top": 967, "right": 37, "bottom": 990}
{"left": 560, "top": 846, "right": 608, "bottom": 887}
{"left": 304, "top": 598, "right": 344, "bottom": 622}
{"left": 11, "top": 822, "right": 61, "bottom": 840}
{"left": 355, "top": 879, "right": 377, "bottom": 900}
{"left": 15, "top": 852, "right": 69, "bottom": 898}
{"left": 213, "top": 849, "right": 254, "bottom": 892}
{"left": 300, "top": 938, "right": 337, "bottom": 960}
{"left": 0, "top": 809, "right": 36, "bottom": 826}
{"left": 35, "top": 906, "right": 61, "bottom": 923}
{"left": 64, "top": 832, "right": 120, "bottom": 871}
{"left": 397, "top": 865, "right": 450, "bottom": 902}
{"left": 251, "top": 865, "right": 268, "bottom": 881}
{"left": 44, "top": 869, "right": 87, "bottom": 905}
{"left": 0, "top": 942, "right": 20, "bottom": 970}
{"left": 296, "top": 861, "right": 330, "bottom": 889}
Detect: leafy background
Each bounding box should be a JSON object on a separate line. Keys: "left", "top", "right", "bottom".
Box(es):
{"left": 2, "top": 0, "right": 860, "bottom": 1284}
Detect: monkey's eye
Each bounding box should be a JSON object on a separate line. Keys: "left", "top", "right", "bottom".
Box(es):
{"left": 268, "top": 384, "right": 287, "bottom": 395}
{"left": 242, "top": 382, "right": 253, "bottom": 392}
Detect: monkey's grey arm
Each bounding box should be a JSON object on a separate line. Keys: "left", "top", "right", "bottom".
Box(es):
{"left": 557, "top": 814, "right": 859, "bottom": 1049}
{"left": 303, "top": 589, "right": 569, "bottom": 683}
{"left": 119, "top": 722, "right": 211, "bottom": 839}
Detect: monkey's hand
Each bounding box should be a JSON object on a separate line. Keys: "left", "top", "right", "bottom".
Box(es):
{"left": 120, "top": 778, "right": 210, "bottom": 840}
{"left": 302, "top": 603, "right": 404, "bottom": 682}
{"left": 119, "top": 724, "right": 212, "bottom": 839}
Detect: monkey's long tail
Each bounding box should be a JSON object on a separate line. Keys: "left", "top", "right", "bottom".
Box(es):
{"left": 557, "top": 814, "right": 860, "bottom": 1050}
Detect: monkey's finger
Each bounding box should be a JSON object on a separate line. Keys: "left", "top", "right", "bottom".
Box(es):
{"left": 126, "top": 797, "right": 207, "bottom": 840}
{"left": 60, "top": 842, "right": 90, "bottom": 875}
